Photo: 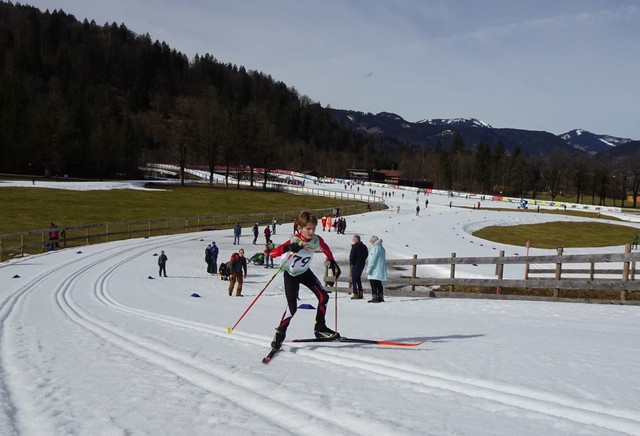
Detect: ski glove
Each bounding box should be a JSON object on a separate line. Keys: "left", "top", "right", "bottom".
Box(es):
{"left": 285, "top": 242, "right": 303, "bottom": 253}
{"left": 329, "top": 260, "right": 341, "bottom": 280}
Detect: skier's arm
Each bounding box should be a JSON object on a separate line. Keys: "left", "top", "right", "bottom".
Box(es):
{"left": 318, "top": 236, "right": 334, "bottom": 262}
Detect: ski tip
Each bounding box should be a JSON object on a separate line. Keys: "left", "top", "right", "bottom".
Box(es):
{"left": 261, "top": 357, "right": 271, "bottom": 364}
{"left": 226, "top": 327, "right": 233, "bottom": 333}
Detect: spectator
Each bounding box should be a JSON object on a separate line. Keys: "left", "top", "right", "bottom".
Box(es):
{"left": 252, "top": 223, "right": 259, "bottom": 244}
{"left": 228, "top": 249, "right": 247, "bottom": 296}
{"left": 158, "top": 250, "right": 168, "bottom": 277}
{"left": 366, "top": 236, "right": 388, "bottom": 303}
{"left": 233, "top": 222, "right": 242, "bottom": 245}
{"left": 48, "top": 222, "right": 60, "bottom": 250}
{"left": 349, "top": 234, "right": 368, "bottom": 300}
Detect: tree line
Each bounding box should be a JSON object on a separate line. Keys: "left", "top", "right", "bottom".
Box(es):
{"left": 1, "top": 2, "right": 637, "bottom": 207}
{"left": 0, "top": 2, "right": 395, "bottom": 182}
{"left": 397, "top": 133, "right": 640, "bottom": 207}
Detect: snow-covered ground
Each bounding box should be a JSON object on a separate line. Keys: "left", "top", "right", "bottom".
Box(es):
{"left": 1, "top": 178, "right": 640, "bottom": 435}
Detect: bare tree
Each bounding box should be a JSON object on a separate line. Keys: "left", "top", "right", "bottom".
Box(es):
{"left": 543, "top": 149, "right": 569, "bottom": 200}
{"left": 571, "top": 154, "right": 592, "bottom": 203}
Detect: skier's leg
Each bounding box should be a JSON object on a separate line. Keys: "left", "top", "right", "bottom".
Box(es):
{"left": 271, "top": 273, "right": 300, "bottom": 349}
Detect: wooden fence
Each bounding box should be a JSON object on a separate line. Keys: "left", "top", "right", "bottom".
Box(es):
{"left": 0, "top": 202, "right": 385, "bottom": 262}
{"left": 325, "top": 245, "right": 640, "bottom": 301}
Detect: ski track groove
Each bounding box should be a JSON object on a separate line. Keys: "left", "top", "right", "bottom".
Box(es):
{"left": 5, "top": 234, "right": 640, "bottom": 435}
{"left": 94, "top": 242, "right": 640, "bottom": 435}
{"left": 54, "top": 238, "right": 389, "bottom": 435}
{"left": 0, "top": 236, "right": 189, "bottom": 435}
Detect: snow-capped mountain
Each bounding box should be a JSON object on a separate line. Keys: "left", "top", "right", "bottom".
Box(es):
{"left": 330, "top": 109, "right": 635, "bottom": 156}
{"left": 330, "top": 109, "right": 569, "bottom": 155}
{"left": 560, "top": 129, "right": 633, "bottom": 155}
{"left": 417, "top": 118, "right": 493, "bottom": 129}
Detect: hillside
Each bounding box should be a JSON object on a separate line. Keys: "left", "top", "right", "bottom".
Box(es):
{"left": 0, "top": 2, "right": 388, "bottom": 179}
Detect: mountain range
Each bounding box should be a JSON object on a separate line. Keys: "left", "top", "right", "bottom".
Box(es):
{"left": 329, "top": 109, "right": 638, "bottom": 157}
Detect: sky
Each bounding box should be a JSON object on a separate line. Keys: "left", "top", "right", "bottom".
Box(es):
{"left": 22, "top": 1, "right": 640, "bottom": 140}
{"left": 1, "top": 177, "right": 640, "bottom": 434}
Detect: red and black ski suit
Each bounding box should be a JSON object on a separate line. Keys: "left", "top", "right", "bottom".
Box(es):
{"left": 270, "top": 233, "right": 335, "bottom": 336}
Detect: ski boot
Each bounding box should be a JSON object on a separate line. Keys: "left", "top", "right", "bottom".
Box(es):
{"left": 271, "top": 329, "right": 285, "bottom": 350}
{"left": 314, "top": 324, "right": 341, "bottom": 341}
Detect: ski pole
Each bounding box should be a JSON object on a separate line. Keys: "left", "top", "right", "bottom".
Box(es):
{"left": 226, "top": 251, "right": 293, "bottom": 333}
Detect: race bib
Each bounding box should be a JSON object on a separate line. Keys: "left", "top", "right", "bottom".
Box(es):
{"left": 284, "top": 249, "right": 313, "bottom": 276}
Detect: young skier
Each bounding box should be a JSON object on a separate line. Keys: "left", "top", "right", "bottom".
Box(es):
{"left": 268, "top": 211, "right": 341, "bottom": 351}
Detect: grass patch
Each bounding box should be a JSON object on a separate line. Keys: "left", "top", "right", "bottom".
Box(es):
{"left": 473, "top": 221, "right": 638, "bottom": 249}
{"left": 0, "top": 183, "right": 360, "bottom": 234}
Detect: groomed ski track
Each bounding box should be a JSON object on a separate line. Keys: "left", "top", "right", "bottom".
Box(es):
{"left": 1, "top": 233, "right": 639, "bottom": 435}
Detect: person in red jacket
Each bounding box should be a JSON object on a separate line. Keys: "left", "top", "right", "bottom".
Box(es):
{"left": 268, "top": 211, "right": 341, "bottom": 351}
{"left": 264, "top": 225, "right": 271, "bottom": 246}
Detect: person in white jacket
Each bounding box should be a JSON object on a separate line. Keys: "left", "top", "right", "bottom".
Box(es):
{"left": 366, "top": 235, "right": 388, "bottom": 303}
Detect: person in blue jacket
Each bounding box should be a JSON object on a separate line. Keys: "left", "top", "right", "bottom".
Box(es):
{"left": 366, "top": 235, "right": 388, "bottom": 303}
{"left": 233, "top": 222, "right": 242, "bottom": 245}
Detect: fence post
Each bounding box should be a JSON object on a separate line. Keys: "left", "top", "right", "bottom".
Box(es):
{"left": 622, "top": 243, "right": 631, "bottom": 301}
{"left": 554, "top": 247, "right": 563, "bottom": 298}
{"left": 148, "top": 220, "right": 151, "bottom": 238}
{"left": 524, "top": 240, "right": 530, "bottom": 280}
{"left": 106, "top": 224, "right": 109, "bottom": 243}
{"left": 86, "top": 228, "right": 90, "bottom": 244}
{"left": 450, "top": 252, "right": 456, "bottom": 292}
{"left": 496, "top": 250, "right": 504, "bottom": 294}
{"left": 0, "top": 237, "right": 3, "bottom": 262}
{"left": 411, "top": 254, "right": 417, "bottom": 292}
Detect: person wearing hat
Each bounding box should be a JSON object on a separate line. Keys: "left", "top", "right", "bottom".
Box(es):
{"left": 366, "top": 236, "right": 388, "bottom": 303}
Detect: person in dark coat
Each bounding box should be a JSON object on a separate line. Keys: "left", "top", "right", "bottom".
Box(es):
{"left": 209, "top": 242, "right": 219, "bottom": 274}
{"left": 349, "top": 234, "right": 368, "bottom": 299}
{"left": 205, "top": 244, "right": 212, "bottom": 273}
{"left": 252, "top": 223, "right": 259, "bottom": 244}
{"left": 233, "top": 222, "right": 242, "bottom": 245}
{"left": 158, "top": 250, "right": 168, "bottom": 277}
{"left": 228, "top": 249, "right": 248, "bottom": 296}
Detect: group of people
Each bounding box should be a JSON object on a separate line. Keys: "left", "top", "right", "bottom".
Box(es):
{"left": 252, "top": 223, "right": 273, "bottom": 245}
{"left": 348, "top": 234, "right": 387, "bottom": 303}
{"left": 155, "top": 210, "right": 388, "bottom": 353}
{"left": 320, "top": 215, "right": 347, "bottom": 233}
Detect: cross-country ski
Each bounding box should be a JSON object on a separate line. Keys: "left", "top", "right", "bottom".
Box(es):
{"left": 291, "top": 337, "right": 426, "bottom": 347}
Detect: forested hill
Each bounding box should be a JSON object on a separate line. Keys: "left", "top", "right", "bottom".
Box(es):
{"left": 0, "top": 2, "right": 393, "bottom": 179}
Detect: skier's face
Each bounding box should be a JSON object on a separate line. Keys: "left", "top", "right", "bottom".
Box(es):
{"left": 299, "top": 223, "right": 316, "bottom": 240}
